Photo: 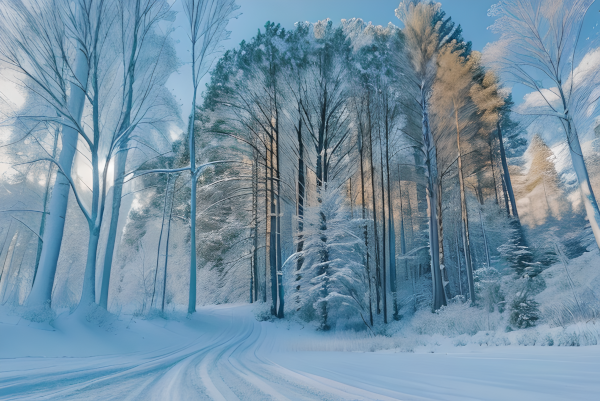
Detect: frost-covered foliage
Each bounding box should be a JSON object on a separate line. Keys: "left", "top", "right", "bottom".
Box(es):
{"left": 292, "top": 187, "right": 368, "bottom": 330}
{"left": 410, "top": 302, "right": 503, "bottom": 336}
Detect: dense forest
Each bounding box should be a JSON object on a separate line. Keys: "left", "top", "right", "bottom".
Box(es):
{"left": 1, "top": 0, "right": 599, "bottom": 336}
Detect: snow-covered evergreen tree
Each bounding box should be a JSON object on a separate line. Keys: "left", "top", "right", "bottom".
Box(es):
{"left": 292, "top": 187, "right": 368, "bottom": 330}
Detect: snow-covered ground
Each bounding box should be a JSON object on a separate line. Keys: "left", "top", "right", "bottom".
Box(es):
{"left": 1, "top": 303, "right": 599, "bottom": 400}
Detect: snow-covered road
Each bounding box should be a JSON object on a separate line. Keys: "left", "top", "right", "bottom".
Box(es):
{"left": 1, "top": 305, "right": 599, "bottom": 400}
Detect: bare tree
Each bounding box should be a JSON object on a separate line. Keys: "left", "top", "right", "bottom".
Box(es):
{"left": 485, "top": 0, "right": 600, "bottom": 248}
{"left": 0, "top": 0, "right": 90, "bottom": 308}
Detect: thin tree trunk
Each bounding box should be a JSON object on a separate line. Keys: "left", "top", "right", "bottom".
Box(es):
{"left": 378, "top": 127, "right": 388, "bottom": 323}
{"left": 455, "top": 229, "right": 463, "bottom": 297}
{"left": 161, "top": 175, "right": 176, "bottom": 313}
{"left": 479, "top": 209, "right": 491, "bottom": 268}
{"left": 359, "top": 131, "right": 373, "bottom": 326}
{"left": 397, "top": 171, "right": 408, "bottom": 292}
{"left": 269, "top": 125, "right": 277, "bottom": 316}
{"left": 0, "top": 231, "right": 19, "bottom": 300}
{"left": 368, "top": 110, "right": 382, "bottom": 315}
{"left": 264, "top": 147, "right": 269, "bottom": 304}
{"left": 497, "top": 119, "right": 519, "bottom": 219}
{"left": 151, "top": 174, "right": 171, "bottom": 310}
{"left": 188, "top": 78, "right": 198, "bottom": 313}
{"left": 501, "top": 173, "right": 511, "bottom": 218}
{"left": 252, "top": 147, "right": 259, "bottom": 302}
{"left": 275, "top": 110, "right": 284, "bottom": 318}
{"left": 295, "top": 112, "right": 305, "bottom": 303}
{"left": 489, "top": 142, "right": 500, "bottom": 205}
{"left": 189, "top": 172, "right": 197, "bottom": 314}
{"left": 455, "top": 102, "right": 475, "bottom": 303}
{"left": 386, "top": 132, "right": 398, "bottom": 321}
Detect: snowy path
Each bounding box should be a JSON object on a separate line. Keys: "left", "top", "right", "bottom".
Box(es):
{"left": 1, "top": 305, "right": 599, "bottom": 400}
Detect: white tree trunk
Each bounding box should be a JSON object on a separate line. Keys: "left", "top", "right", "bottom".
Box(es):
{"left": 26, "top": 49, "right": 88, "bottom": 307}
{"left": 99, "top": 150, "right": 126, "bottom": 309}
{"left": 567, "top": 121, "right": 600, "bottom": 249}
{"left": 79, "top": 224, "right": 100, "bottom": 307}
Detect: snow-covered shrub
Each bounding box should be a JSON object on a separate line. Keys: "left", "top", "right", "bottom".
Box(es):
{"left": 509, "top": 293, "right": 540, "bottom": 328}
{"left": 291, "top": 331, "right": 418, "bottom": 353}
{"left": 292, "top": 188, "right": 368, "bottom": 330}
{"left": 410, "top": 302, "right": 502, "bottom": 336}
{"left": 543, "top": 333, "right": 554, "bottom": 346}
{"left": 556, "top": 330, "right": 580, "bottom": 346}
{"left": 516, "top": 331, "right": 538, "bottom": 346}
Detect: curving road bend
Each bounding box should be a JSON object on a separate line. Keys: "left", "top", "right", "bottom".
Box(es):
{"left": 0, "top": 306, "right": 399, "bottom": 401}
{"left": 1, "top": 305, "right": 600, "bottom": 400}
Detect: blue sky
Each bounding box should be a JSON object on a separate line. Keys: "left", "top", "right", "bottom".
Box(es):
{"left": 166, "top": 0, "right": 600, "bottom": 127}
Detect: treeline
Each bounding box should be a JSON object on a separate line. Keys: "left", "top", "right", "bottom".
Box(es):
{"left": 1, "top": 0, "right": 598, "bottom": 330}
{"left": 187, "top": 4, "right": 531, "bottom": 328}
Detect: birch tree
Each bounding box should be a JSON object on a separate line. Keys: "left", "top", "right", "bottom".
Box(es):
{"left": 100, "top": 0, "right": 175, "bottom": 310}
{"left": 0, "top": 0, "right": 90, "bottom": 308}
{"left": 485, "top": 0, "right": 600, "bottom": 249}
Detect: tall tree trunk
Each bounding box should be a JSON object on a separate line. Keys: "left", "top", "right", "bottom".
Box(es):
{"left": 188, "top": 82, "right": 198, "bottom": 314}
{"left": 252, "top": 148, "right": 259, "bottom": 302}
{"left": 422, "top": 92, "right": 446, "bottom": 311}
{"left": 269, "top": 127, "right": 277, "bottom": 316}
{"left": 359, "top": 132, "right": 373, "bottom": 326}
{"left": 378, "top": 128, "right": 388, "bottom": 323}
{"left": 386, "top": 153, "right": 398, "bottom": 321}
{"left": 99, "top": 151, "right": 126, "bottom": 309}
{"left": 295, "top": 113, "right": 305, "bottom": 299}
{"left": 368, "top": 116, "right": 382, "bottom": 315}
{"left": 99, "top": 10, "right": 140, "bottom": 309}
{"left": 397, "top": 171, "right": 407, "bottom": 307}
{"left": 315, "top": 85, "right": 330, "bottom": 329}
{"left": 275, "top": 111, "right": 284, "bottom": 318}
{"left": 78, "top": 54, "right": 103, "bottom": 310}
{"left": 27, "top": 48, "right": 88, "bottom": 308}
{"left": 264, "top": 148, "right": 269, "bottom": 304}
{"left": 455, "top": 103, "right": 475, "bottom": 304}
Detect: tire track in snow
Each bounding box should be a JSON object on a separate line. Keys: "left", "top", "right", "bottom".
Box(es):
{"left": 0, "top": 306, "right": 402, "bottom": 400}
